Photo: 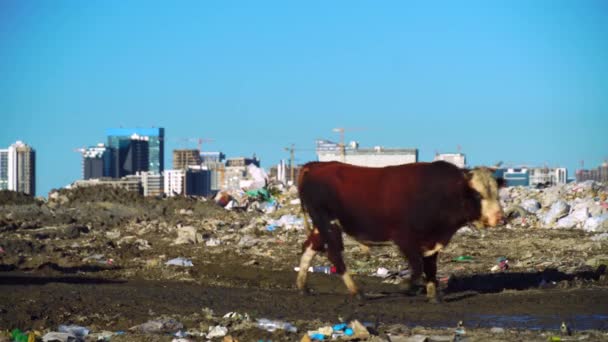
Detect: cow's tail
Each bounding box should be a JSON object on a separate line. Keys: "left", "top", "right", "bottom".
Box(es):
{"left": 297, "top": 165, "right": 314, "bottom": 233}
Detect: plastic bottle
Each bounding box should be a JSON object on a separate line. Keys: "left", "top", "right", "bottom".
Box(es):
{"left": 310, "top": 266, "right": 332, "bottom": 274}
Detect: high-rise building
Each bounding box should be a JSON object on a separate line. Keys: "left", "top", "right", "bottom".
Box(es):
{"left": 5, "top": 141, "right": 36, "bottom": 195}
{"left": 173, "top": 149, "right": 202, "bottom": 170}
{"left": 106, "top": 127, "right": 164, "bottom": 175}
{"left": 0, "top": 149, "right": 8, "bottom": 190}
{"left": 82, "top": 144, "right": 115, "bottom": 180}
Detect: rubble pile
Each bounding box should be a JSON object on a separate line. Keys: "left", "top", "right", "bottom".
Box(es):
{"left": 501, "top": 180, "right": 608, "bottom": 231}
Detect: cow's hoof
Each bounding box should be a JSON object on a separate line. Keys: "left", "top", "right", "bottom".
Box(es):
{"left": 353, "top": 291, "right": 366, "bottom": 301}
{"left": 427, "top": 296, "right": 442, "bottom": 304}
{"left": 299, "top": 287, "right": 311, "bottom": 296}
{"left": 402, "top": 284, "right": 423, "bottom": 296}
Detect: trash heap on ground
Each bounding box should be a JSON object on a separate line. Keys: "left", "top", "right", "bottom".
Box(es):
{"left": 501, "top": 180, "right": 608, "bottom": 232}
{"left": 1, "top": 179, "right": 608, "bottom": 341}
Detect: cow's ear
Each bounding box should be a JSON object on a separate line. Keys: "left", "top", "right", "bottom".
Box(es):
{"left": 496, "top": 177, "right": 506, "bottom": 188}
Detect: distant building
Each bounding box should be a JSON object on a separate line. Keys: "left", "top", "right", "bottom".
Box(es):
{"left": 140, "top": 171, "right": 164, "bottom": 197}
{"left": 226, "top": 156, "right": 260, "bottom": 167}
{"left": 577, "top": 162, "right": 608, "bottom": 183}
{"left": 200, "top": 151, "right": 225, "bottom": 164}
{"left": 185, "top": 166, "right": 212, "bottom": 197}
{"left": 270, "top": 160, "right": 301, "bottom": 185}
{"left": 498, "top": 166, "right": 567, "bottom": 187}
{"left": 3, "top": 141, "right": 36, "bottom": 195}
{"left": 164, "top": 169, "right": 185, "bottom": 196}
{"left": 0, "top": 149, "right": 8, "bottom": 190}
{"left": 529, "top": 167, "right": 567, "bottom": 187}
{"left": 71, "top": 177, "right": 142, "bottom": 194}
{"left": 200, "top": 152, "right": 226, "bottom": 192}
{"left": 316, "top": 140, "right": 417, "bottom": 167}
{"left": 163, "top": 167, "right": 213, "bottom": 197}
{"left": 499, "top": 168, "right": 530, "bottom": 187}
{"left": 173, "top": 149, "right": 202, "bottom": 170}
{"left": 82, "top": 144, "right": 115, "bottom": 180}
{"left": 223, "top": 156, "right": 261, "bottom": 190}
{"left": 433, "top": 153, "right": 466, "bottom": 169}
{"left": 106, "top": 127, "right": 164, "bottom": 175}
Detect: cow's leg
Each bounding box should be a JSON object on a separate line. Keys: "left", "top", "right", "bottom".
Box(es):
{"left": 398, "top": 243, "right": 424, "bottom": 296}
{"left": 423, "top": 253, "right": 441, "bottom": 303}
{"left": 296, "top": 229, "right": 323, "bottom": 294}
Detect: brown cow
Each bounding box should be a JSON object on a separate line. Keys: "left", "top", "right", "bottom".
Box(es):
{"left": 296, "top": 160, "right": 504, "bottom": 302}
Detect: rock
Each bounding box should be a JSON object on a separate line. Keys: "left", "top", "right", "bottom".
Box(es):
{"left": 238, "top": 235, "right": 259, "bottom": 247}
{"left": 206, "top": 237, "right": 221, "bottom": 246}
{"left": 207, "top": 325, "right": 228, "bottom": 338}
{"left": 174, "top": 226, "right": 202, "bottom": 245}
{"left": 490, "top": 327, "right": 505, "bottom": 333}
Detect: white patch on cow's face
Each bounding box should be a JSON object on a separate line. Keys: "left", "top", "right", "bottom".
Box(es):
{"left": 468, "top": 168, "right": 504, "bottom": 227}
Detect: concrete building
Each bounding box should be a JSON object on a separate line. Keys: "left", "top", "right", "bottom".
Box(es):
{"left": 497, "top": 166, "right": 567, "bottom": 187}
{"left": 577, "top": 162, "right": 608, "bottom": 183}
{"left": 0, "top": 149, "right": 8, "bottom": 190}
{"left": 222, "top": 156, "right": 262, "bottom": 190}
{"left": 4, "top": 141, "right": 36, "bottom": 195}
{"left": 140, "top": 171, "right": 164, "bottom": 197}
{"left": 106, "top": 127, "right": 164, "bottom": 175}
{"left": 185, "top": 166, "right": 212, "bottom": 197}
{"left": 82, "top": 144, "right": 114, "bottom": 180}
{"left": 163, "top": 167, "right": 213, "bottom": 197}
{"left": 433, "top": 153, "right": 466, "bottom": 169}
{"left": 164, "top": 169, "right": 185, "bottom": 196}
{"left": 316, "top": 139, "right": 418, "bottom": 167}
{"left": 173, "top": 149, "right": 202, "bottom": 170}
{"left": 500, "top": 168, "right": 530, "bottom": 187}
{"left": 270, "top": 160, "right": 301, "bottom": 185}
{"left": 200, "top": 152, "right": 226, "bottom": 192}
{"left": 71, "top": 177, "right": 142, "bottom": 194}
{"left": 200, "top": 151, "right": 225, "bottom": 164}
{"left": 529, "top": 167, "right": 568, "bottom": 187}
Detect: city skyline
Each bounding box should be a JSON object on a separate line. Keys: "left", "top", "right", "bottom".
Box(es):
{"left": 2, "top": 1, "right": 607, "bottom": 196}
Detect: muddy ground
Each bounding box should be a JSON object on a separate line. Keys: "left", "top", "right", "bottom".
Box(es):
{"left": 1, "top": 187, "right": 608, "bottom": 341}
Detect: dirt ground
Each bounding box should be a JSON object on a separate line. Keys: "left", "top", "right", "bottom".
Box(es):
{"left": 1, "top": 187, "right": 608, "bottom": 341}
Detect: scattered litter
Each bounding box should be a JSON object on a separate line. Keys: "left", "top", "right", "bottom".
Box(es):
{"left": 42, "top": 332, "right": 77, "bottom": 342}
{"left": 58, "top": 325, "right": 89, "bottom": 339}
{"left": 165, "top": 258, "right": 194, "bottom": 267}
{"left": 257, "top": 318, "right": 298, "bottom": 333}
{"left": 452, "top": 256, "right": 473, "bottom": 262}
{"left": 130, "top": 318, "right": 184, "bottom": 334}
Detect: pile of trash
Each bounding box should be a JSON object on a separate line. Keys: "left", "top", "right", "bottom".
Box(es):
{"left": 502, "top": 180, "right": 608, "bottom": 232}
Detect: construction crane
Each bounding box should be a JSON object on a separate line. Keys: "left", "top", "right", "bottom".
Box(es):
{"left": 283, "top": 144, "right": 316, "bottom": 184}
{"left": 332, "top": 127, "right": 367, "bottom": 162}
{"left": 177, "top": 137, "right": 214, "bottom": 153}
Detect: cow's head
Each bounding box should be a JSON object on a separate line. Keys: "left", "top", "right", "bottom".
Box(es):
{"left": 467, "top": 167, "right": 505, "bottom": 227}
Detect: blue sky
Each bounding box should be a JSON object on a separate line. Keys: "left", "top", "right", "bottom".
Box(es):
{"left": 1, "top": 1, "right": 607, "bottom": 196}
